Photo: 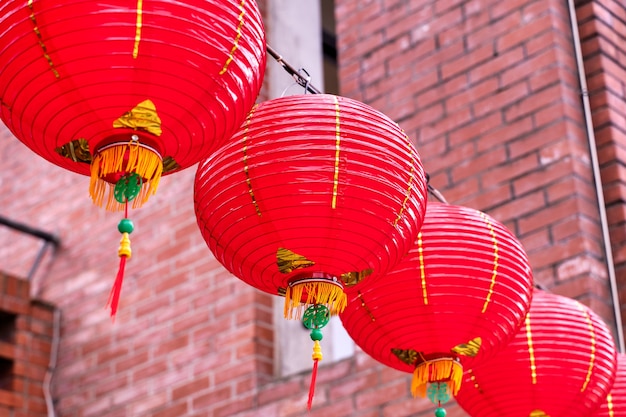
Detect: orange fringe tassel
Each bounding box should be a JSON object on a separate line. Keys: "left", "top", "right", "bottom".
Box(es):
{"left": 90, "top": 143, "right": 162, "bottom": 211}
{"left": 284, "top": 281, "right": 347, "bottom": 320}
{"left": 411, "top": 358, "right": 463, "bottom": 397}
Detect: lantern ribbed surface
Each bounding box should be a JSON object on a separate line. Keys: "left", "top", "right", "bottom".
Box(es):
{"left": 340, "top": 202, "right": 534, "bottom": 396}
{"left": 0, "top": 0, "right": 265, "bottom": 179}
{"left": 194, "top": 94, "right": 428, "bottom": 318}
{"left": 594, "top": 354, "right": 626, "bottom": 416}
{"left": 456, "top": 290, "right": 617, "bottom": 417}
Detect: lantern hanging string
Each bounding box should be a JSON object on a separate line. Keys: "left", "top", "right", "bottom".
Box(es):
{"left": 265, "top": 44, "right": 448, "bottom": 204}
{"left": 266, "top": 44, "right": 322, "bottom": 94}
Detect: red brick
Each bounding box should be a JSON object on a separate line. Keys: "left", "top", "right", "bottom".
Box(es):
{"left": 172, "top": 377, "right": 210, "bottom": 401}
{"left": 192, "top": 385, "right": 232, "bottom": 410}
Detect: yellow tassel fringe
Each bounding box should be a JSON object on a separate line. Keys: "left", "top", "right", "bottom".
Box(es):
{"left": 411, "top": 358, "right": 463, "bottom": 398}
{"left": 284, "top": 281, "right": 347, "bottom": 320}
{"left": 90, "top": 143, "right": 163, "bottom": 211}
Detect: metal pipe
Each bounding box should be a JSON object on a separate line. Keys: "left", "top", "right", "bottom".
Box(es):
{"left": 566, "top": 0, "right": 625, "bottom": 352}
{"left": 43, "top": 307, "right": 61, "bottom": 417}
{"left": 0, "top": 215, "right": 60, "bottom": 247}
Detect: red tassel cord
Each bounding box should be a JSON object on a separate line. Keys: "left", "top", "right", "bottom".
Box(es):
{"left": 108, "top": 255, "right": 127, "bottom": 317}
{"left": 307, "top": 331, "right": 324, "bottom": 410}
{"left": 307, "top": 356, "right": 320, "bottom": 411}
{"left": 107, "top": 202, "right": 134, "bottom": 318}
{"left": 302, "top": 304, "right": 329, "bottom": 411}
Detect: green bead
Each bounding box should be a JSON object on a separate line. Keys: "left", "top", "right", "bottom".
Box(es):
{"left": 118, "top": 218, "right": 135, "bottom": 234}
{"left": 434, "top": 407, "right": 446, "bottom": 417}
{"left": 310, "top": 328, "right": 323, "bottom": 341}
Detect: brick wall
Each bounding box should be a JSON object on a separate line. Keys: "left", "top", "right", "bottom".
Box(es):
{"left": 336, "top": 0, "right": 615, "bottom": 318}
{"left": 576, "top": 0, "right": 626, "bottom": 341}
{"left": 0, "top": 0, "right": 624, "bottom": 416}
{"left": 0, "top": 273, "right": 54, "bottom": 417}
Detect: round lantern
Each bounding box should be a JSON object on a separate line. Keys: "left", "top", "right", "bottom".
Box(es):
{"left": 595, "top": 354, "right": 626, "bottom": 416}
{"left": 194, "top": 93, "right": 428, "bottom": 409}
{"left": 0, "top": 0, "right": 266, "bottom": 316}
{"left": 194, "top": 93, "right": 427, "bottom": 318}
{"left": 0, "top": 0, "right": 265, "bottom": 209}
{"left": 455, "top": 290, "right": 617, "bottom": 417}
{"left": 340, "top": 202, "right": 534, "bottom": 416}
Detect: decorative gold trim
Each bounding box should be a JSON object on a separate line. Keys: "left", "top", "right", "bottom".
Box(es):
{"left": 451, "top": 337, "right": 482, "bottom": 357}
{"left": 27, "top": 0, "right": 59, "bottom": 78}
{"left": 340, "top": 269, "right": 372, "bottom": 287}
{"left": 525, "top": 313, "right": 537, "bottom": 384}
{"left": 277, "top": 247, "right": 315, "bottom": 274}
{"left": 480, "top": 211, "right": 499, "bottom": 313}
{"left": 219, "top": 0, "right": 246, "bottom": 75}
{"left": 242, "top": 105, "right": 260, "bottom": 216}
{"left": 331, "top": 95, "right": 341, "bottom": 209}
{"left": 578, "top": 303, "right": 596, "bottom": 392}
{"left": 113, "top": 99, "right": 162, "bottom": 136}
{"left": 529, "top": 411, "right": 550, "bottom": 417}
{"left": 162, "top": 156, "right": 180, "bottom": 173}
{"left": 393, "top": 130, "right": 415, "bottom": 227}
{"left": 607, "top": 393, "right": 614, "bottom": 417}
{"left": 55, "top": 139, "right": 92, "bottom": 163}
{"left": 132, "top": 0, "right": 143, "bottom": 58}
{"left": 391, "top": 348, "right": 418, "bottom": 366}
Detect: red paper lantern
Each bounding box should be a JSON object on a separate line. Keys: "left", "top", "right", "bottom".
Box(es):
{"left": 0, "top": 0, "right": 266, "bottom": 316}
{"left": 194, "top": 93, "right": 427, "bottom": 409}
{"left": 595, "top": 354, "right": 626, "bottom": 416}
{"left": 194, "top": 93, "right": 428, "bottom": 318}
{"left": 340, "top": 202, "right": 534, "bottom": 414}
{"left": 0, "top": 0, "right": 266, "bottom": 209}
{"left": 455, "top": 290, "right": 617, "bottom": 417}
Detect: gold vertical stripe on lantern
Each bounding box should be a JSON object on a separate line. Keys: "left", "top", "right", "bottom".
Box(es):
{"left": 607, "top": 393, "right": 614, "bottom": 416}
{"left": 480, "top": 211, "right": 499, "bottom": 314}
{"left": 132, "top": 0, "right": 143, "bottom": 58}
{"left": 332, "top": 95, "right": 341, "bottom": 209}
{"left": 357, "top": 291, "right": 376, "bottom": 322}
{"left": 242, "top": 106, "right": 261, "bottom": 216}
{"left": 578, "top": 304, "right": 596, "bottom": 393}
{"left": 27, "top": 0, "right": 59, "bottom": 78}
{"left": 525, "top": 313, "right": 538, "bottom": 384}
{"left": 394, "top": 131, "right": 416, "bottom": 227}
{"left": 220, "top": 0, "right": 246, "bottom": 75}
{"left": 597, "top": 354, "right": 626, "bottom": 416}
{"left": 417, "top": 232, "right": 428, "bottom": 305}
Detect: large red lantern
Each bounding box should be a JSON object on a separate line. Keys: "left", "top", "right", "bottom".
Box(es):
{"left": 0, "top": 0, "right": 265, "bottom": 207}
{"left": 455, "top": 290, "right": 617, "bottom": 417}
{"left": 0, "top": 0, "right": 266, "bottom": 315}
{"left": 340, "top": 202, "right": 534, "bottom": 416}
{"left": 595, "top": 354, "right": 626, "bottom": 416}
{"left": 194, "top": 93, "right": 427, "bottom": 408}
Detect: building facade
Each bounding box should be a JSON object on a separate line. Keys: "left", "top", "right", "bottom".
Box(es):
{"left": 0, "top": 0, "right": 625, "bottom": 416}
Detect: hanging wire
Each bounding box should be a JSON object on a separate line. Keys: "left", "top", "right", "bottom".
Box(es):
{"left": 266, "top": 44, "right": 449, "bottom": 204}
{"left": 267, "top": 44, "right": 323, "bottom": 94}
